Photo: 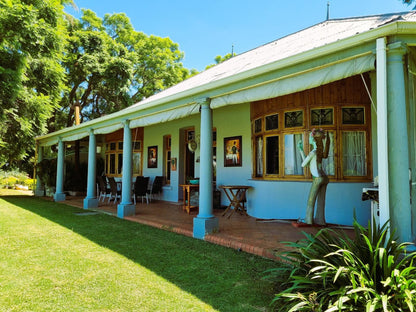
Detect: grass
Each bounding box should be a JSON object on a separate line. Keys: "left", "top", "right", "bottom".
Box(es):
{"left": 0, "top": 191, "right": 275, "bottom": 311}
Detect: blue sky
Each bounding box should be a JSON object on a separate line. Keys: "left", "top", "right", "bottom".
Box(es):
{"left": 65, "top": 0, "right": 412, "bottom": 72}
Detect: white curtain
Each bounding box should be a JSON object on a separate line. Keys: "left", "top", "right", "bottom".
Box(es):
{"left": 284, "top": 133, "right": 303, "bottom": 175}
{"left": 256, "top": 137, "right": 263, "bottom": 176}
{"left": 322, "top": 132, "right": 335, "bottom": 176}
{"left": 342, "top": 131, "right": 366, "bottom": 176}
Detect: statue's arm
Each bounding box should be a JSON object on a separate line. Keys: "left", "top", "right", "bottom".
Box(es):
{"left": 302, "top": 150, "right": 315, "bottom": 167}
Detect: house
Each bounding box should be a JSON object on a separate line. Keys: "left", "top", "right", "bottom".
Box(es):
{"left": 36, "top": 11, "right": 416, "bottom": 243}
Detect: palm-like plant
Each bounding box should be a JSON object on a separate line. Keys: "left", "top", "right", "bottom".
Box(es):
{"left": 266, "top": 220, "right": 416, "bottom": 311}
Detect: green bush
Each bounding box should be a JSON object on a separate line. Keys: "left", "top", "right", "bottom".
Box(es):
{"left": 266, "top": 220, "right": 416, "bottom": 311}
{"left": 24, "top": 178, "right": 36, "bottom": 190}
{"left": 35, "top": 158, "right": 56, "bottom": 188}
{"left": 0, "top": 170, "right": 31, "bottom": 189}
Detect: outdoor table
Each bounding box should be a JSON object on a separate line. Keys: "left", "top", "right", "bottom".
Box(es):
{"left": 180, "top": 184, "right": 199, "bottom": 214}
{"left": 219, "top": 185, "right": 250, "bottom": 218}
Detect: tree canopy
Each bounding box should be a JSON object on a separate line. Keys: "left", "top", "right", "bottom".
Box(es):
{"left": 0, "top": 3, "right": 193, "bottom": 170}
{"left": 0, "top": 0, "right": 67, "bottom": 168}
{"left": 55, "top": 10, "right": 191, "bottom": 130}
{"left": 205, "top": 52, "right": 236, "bottom": 70}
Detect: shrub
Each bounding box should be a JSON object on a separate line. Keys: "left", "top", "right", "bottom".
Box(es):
{"left": 266, "top": 220, "right": 416, "bottom": 311}
{"left": 24, "top": 178, "right": 36, "bottom": 190}
{"left": 0, "top": 170, "right": 31, "bottom": 189}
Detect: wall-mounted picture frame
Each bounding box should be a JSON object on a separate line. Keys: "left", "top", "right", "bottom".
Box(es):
{"left": 147, "top": 146, "right": 158, "bottom": 168}
{"left": 171, "top": 157, "right": 177, "bottom": 171}
{"left": 224, "top": 136, "right": 242, "bottom": 167}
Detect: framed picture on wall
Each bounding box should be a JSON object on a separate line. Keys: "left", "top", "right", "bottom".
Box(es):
{"left": 147, "top": 146, "right": 158, "bottom": 168}
{"left": 171, "top": 157, "right": 177, "bottom": 171}
{"left": 224, "top": 136, "right": 242, "bottom": 167}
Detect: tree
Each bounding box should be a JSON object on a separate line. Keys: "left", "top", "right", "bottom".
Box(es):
{"left": 0, "top": 4, "right": 191, "bottom": 172}
{"left": 53, "top": 9, "right": 134, "bottom": 130}
{"left": 54, "top": 10, "right": 191, "bottom": 130}
{"left": 205, "top": 52, "right": 236, "bottom": 70}
{"left": 0, "top": 0, "right": 67, "bottom": 168}
{"left": 402, "top": 0, "right": 416, "bottom": 8}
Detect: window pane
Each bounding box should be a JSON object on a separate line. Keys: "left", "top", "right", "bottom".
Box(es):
{"left": 132, "top": 141, "right": 141, "bottom": 150}
{"left": 342, "top": 108, "right": 365, "bottom": 125}
{"left": 133, "top": 152, "right": 141, "bottom": 175}
{"left": 118, "top": 142, "right": 123, "bottom": 150}
{"left": 110, "top": 142, "right": 116, "bottom": 151}
{"left": 266, "top": 136, "right": 279, "bottom": 175}
{"left": 311, "top": 108, "right": 333, "bottom": 126}
{"left": 322, "top": 132, "right": 335, "bottom": 176}
{"left": 166, "top": 151, "right": 171, "bottom": 182}
{"left": 265, "top": 114, "right": 278, "bottom": 130}
{"left": 255, "top": 136, "right": 263, "bottom": 176}
{"left": 117, "top": 153, "right": 123, "bottom": 174}
{"left": 284, "top": 133, "right": 303, "bottom": 175}
{"left": 254, "top": 118, "right": 262, "bottom": 133}
{"left": 105, "top": 154, "right": 109, "bottom": 174}
{"left": 284, "top": 111, "right": 303, "bottom": 128}
{"left": 187, "top": 130, "right": 195, "bottom": 141}
{"left": 342, "top": 131, "right": 366, "bottom": 176}
{"left": 109, "top": 154, "right": 116, "bottom": 174}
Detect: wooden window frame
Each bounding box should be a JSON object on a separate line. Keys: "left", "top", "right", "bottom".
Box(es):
{"left": 105, "top": 140, "right": 143, "bottom": 177}
{"left": 251, "top": 105, "right": 372, "bottom": 182}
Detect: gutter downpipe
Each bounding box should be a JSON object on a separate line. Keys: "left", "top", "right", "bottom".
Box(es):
{"left": 376, "top": 38, "right": 390, "bottom": 229}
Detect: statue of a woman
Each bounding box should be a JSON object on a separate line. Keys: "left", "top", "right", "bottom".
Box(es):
{"left": 298, "top": 129, "right": 330, "bottom": 225}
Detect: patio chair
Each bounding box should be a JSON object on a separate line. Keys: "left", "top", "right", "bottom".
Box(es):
{"left": 133, "top": 176, "right": 150, "bottom": 204}
{"left": 107, "top": 177, "right": 121, "bottom": 204}
{"left": 147, "top": 176, "right": 164, "bottom": 202}
{"left": 97, "top": 176, "right": 110, "bottom": 202}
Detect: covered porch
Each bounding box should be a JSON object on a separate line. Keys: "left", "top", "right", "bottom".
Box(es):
{"left": 61, "top": 195, "right": 354, "bottom": 260}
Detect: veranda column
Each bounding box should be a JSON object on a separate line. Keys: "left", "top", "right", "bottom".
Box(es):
{"left": 34, "top": 143, "right": 44, "bottom": 196}
{"left": 83, "top": 129, "right": 98, "bottom": 209}
{"left": 54, "top": 139, "right": 66, "bottom": 202}
{"left": 386, "top": 42, "right": 412, "bottom": 242}
{"left": 193, "top": 99, "right": 219, "bottom": 239}
{"left": 376, "top": 38, "right": 390, "bottom": 227}
{"left": 117, "top": 120, "right": 135, "bottom": 218}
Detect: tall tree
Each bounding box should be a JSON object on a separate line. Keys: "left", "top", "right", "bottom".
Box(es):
{"left": 205, "top": 52, "right": 236, "bottom": 70}
{"left": 402, "top": 0, "right": 416, "bottom": 8}
{"left": 0, "top": 0, "right": 66, "bottom": 168}
{"left": 54, "top": 10, "right": 191, "bottom": 130}
{"left": 54, "top": 9, "right": 134, "bottom": 129}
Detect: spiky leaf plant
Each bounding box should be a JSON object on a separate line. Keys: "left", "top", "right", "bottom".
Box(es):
{"left": 266, "top": 220, "right": 416, "bottom": 311}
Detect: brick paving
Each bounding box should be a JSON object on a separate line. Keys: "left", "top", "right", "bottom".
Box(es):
{"left": 63, "top": 196, "right": 353, "bottom": 260}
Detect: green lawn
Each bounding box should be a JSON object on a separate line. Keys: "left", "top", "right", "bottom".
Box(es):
{"left": 0, "top": 193, "right": 275, "bottom": 311}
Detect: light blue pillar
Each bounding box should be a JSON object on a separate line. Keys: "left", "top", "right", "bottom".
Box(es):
{"left": 376, "top": 38, "right": 390, "bottom": 228}
{"left": 117, "top": 120, "right": 135, "bottom": 218}
{"left": 84, "top": 129, "right": 99, "bottom": 209}
{"left": 54, "top": 139, "right": 66, "bottom": 202}
{"left": 193, "top": 99, "right": 219, "bottom": 239}
{"left": 35, "top": 144, "right": 44, "bottom": 196}
{"left": 387, "top": 42, "right": 412, "bottom": 242}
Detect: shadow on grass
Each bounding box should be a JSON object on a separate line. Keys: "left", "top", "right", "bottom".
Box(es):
{"left": 2, "top": 196, "right": 276, "bottom": 312}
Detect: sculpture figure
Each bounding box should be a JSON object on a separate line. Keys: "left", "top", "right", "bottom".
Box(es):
{"left": 298, "top": 129, "right": 330, "bottom": 225}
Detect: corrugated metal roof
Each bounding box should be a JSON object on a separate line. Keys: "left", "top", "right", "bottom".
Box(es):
{"left": 128, "top": 11, "right": 416, "bottom": 109}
